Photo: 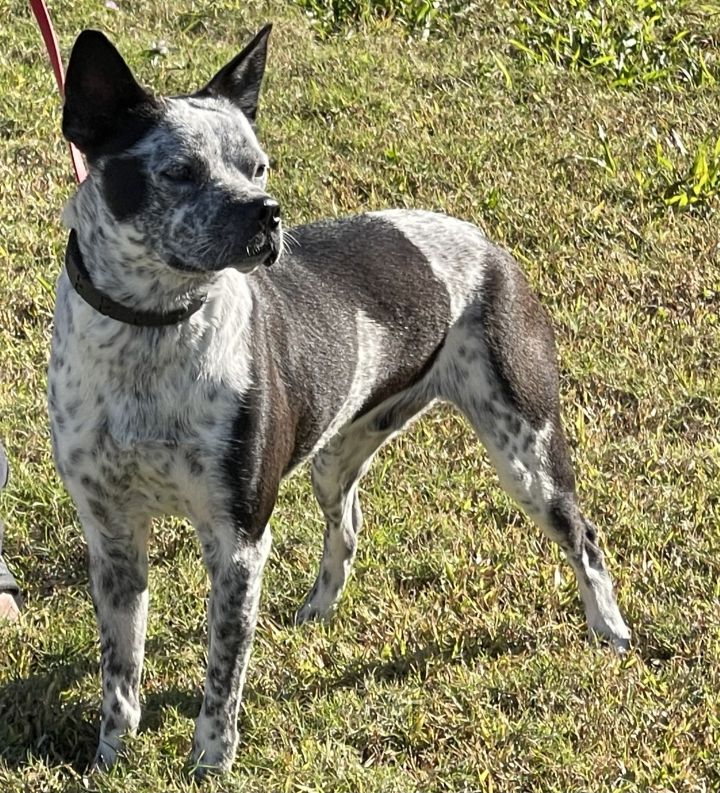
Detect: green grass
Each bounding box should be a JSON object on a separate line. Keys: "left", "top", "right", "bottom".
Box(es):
{"left": 511, "top": 0, "right": 719, "bottom": 87}
{"left": 0, "top": 0, "right": 719, "bottom": 791}
{"left": 294, "top": 0, "right": 471, "bottom": 37}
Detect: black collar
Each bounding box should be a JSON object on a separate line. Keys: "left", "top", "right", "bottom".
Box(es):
{"left": 64, "top": 230, "right": 206, "bottom": 327}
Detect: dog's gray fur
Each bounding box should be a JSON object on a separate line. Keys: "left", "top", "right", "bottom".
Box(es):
{"left": 48, "top": 26, "right": 630, "bottom": 776}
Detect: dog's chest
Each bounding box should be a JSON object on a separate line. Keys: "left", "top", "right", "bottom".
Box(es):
{"left": 49, "top": 308, "right": 241, "bottom": 519}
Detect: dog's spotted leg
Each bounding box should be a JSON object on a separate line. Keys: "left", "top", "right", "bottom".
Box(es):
{"left": 81, "top": 512, "right": 150, "bottom": 771}
{"left": 475, "top": 413, "right": 630, "bottom": 651}
{"left": 546, "top": 495, "right": 631, "bottom": 650}
{"left": 296, "top": 452, "right": 365, "bottom": 623}
{"left": 190, "top": 523, "right": 271, "bottom": 777}
{"left": 449, "top": 367, "right": 631, "bottom": 650}
{"left": 438, "top": 254, "right": 630, "bottom": 651}
{"left": 296, "top": 389, "right": 430, "bottom": 624}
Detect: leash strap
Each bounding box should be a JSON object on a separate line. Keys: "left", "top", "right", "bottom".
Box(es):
{"left": 29, "top": 0, "right": 88, "bottom": 183}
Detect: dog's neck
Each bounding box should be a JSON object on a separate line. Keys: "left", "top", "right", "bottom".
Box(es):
{"left": 63, "top": 180, "right": 212, "bottom": 317}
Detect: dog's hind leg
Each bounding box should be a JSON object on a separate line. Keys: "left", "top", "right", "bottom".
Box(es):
{"left": 296, "top": 387, "right": 431, "bottom": 624}
{"left": 80, "top": 509, "right": 151, "bottom": 771}
{"left": 437, "top": 253, "right": 630, "bottom": 651}
{"left": 467, "top": 408, "right": 631, "bottom": 652}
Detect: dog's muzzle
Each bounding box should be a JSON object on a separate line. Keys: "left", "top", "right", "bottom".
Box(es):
{"left": 167, "top": 197, "right": 283, "bottom": 274}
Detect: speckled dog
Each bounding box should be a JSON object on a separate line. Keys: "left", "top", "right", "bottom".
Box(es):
{"left": 49, "top": 26, "right": 631, "bottom": 776}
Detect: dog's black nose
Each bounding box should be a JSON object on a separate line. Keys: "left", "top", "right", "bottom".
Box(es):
{"left": 261, "top": 198, "right": 281, "bottom": 229}
{"left": 245, "top": 197, "right": 281, "bottom": 232}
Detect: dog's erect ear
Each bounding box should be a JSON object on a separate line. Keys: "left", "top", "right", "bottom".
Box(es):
{"left": 63, "top": 30, "right": 159, "bottom": 158}
{"left": 199, "top": 24, "right": 272, "bottom": 123}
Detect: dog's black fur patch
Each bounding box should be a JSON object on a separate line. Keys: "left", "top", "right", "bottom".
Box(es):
{"left": 249, "top": 214, "right": 451, "bottom": 470}
{"left": 480, "top": 248, "right": 560, "bottom": 429}
{"left": 103, "top": 156, "right": 149, "bottom": 221}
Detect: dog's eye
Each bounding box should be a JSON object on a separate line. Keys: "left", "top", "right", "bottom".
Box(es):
{"left": 254, "top": 163, "right": 268, "bottom": 180}
{"left": 161, "top": 164, "right": 195, "bottom": 183}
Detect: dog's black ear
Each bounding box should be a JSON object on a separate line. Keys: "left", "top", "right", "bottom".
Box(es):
{"left": 199, "top": 24, "right": 272, "bottom": 123}
{"left": 63, "top": 30, "right": 159, "bottom": 158}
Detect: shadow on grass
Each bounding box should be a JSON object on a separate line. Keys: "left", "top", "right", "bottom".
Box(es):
{"left": 0, "top": 655, "right": 97, "bottom": 773}
{"left": 276, "top": 624, "right": 529, "bottom": 704}
{"left": 0, "top": 609, "right": 679, "bottom": 776}
{"left": 0, "top": 648, "right": 203, "bottom": 774}
{"left": 140, "top": 687, "right": 202, "bottom": 729}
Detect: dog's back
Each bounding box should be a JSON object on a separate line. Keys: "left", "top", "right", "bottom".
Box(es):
{"left": 253, "top": 210, "right": 491, "bottom": 467}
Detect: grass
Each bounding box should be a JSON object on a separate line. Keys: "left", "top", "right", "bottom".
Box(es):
{"left": 511, "top": 0, "right": 719, "bottom": 87}
{"left": 0, "top": 0, "right": 719, "bottom": 791}
{"left": 294, "top": 0, "right": 472, "bottom": 37}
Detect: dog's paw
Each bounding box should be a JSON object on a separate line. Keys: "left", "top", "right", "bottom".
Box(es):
{"left": 189, "top": 717, "right": 236, "bottom": 779}
{"left": 294, "top": 578, "right": 342, "bottom": 625}
{"left": 611, "top": 635, "right": 631, "bottom": 654}
{"left": 89, "top": 740, "right": 119, "bottom": 774}
{"left": 294, "top": 602, "right": 320, "bottom": 625}
{"left": 588, "top": 624, "right": 632, "bottom": 655}
{"left": 189, "top": 758, "right": 230, "bottom": 782}
{"left": 188, "top": 748, "right": 234, "bottom": 781}
{"left": 294, "top": 595, "right": 335, "bottom": 626}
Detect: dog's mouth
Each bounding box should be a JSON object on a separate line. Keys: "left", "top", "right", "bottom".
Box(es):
{"left": 167, "top": 230, "right": 281, "bottom": 274}
{"left": 242, "top": 233, "right": 280, "bottom": 270}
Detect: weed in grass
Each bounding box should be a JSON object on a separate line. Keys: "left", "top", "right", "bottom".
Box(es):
{"left": 658, "top": 135, "right": 720, "bottom": 211}
{"left": 512, "top": 0, "right": 720, "bottom": 87}
{"left": 631, "top": 133, "right": 720, "bottom": 214}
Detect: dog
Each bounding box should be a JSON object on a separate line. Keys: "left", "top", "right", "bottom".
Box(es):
{"left": 48, "top": 25, "right": 631, "bottom": 775}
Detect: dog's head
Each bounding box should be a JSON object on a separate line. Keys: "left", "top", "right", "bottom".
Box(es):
{"left": 62, "top": 26, "right": 281, "bottom": 273}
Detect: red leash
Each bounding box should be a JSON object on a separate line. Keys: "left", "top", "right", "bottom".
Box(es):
{"left": 29, "top": 0, "right": 88, "bottom": 183}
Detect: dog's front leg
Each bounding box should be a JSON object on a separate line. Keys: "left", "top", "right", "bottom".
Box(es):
{"left": 82, "top": 511, "right": 151, "bottom": 771}
{"left": 191, "top": 523, "right": 271, "bottom": 776}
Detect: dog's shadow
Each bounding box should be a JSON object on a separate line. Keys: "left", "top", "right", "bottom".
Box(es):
{"left": 0, "top": 613, "right": 664, "bottom": 773}
{"left": 139, "top": 625, "right": 526, "bottom": 727}
{"left": 0, "top": 621, "right": 517, "bottom": 772}
{"left": 0, "top": 639, "right": 207, "bottom": 773}
{"left": 0, "top": 653, "right": 98, "bottom": 772}
{"left": 0, "top": 661, "right": 201, "bottom": 772}
{"left": 271, "top": 623, "right": 530, "bottom": 707}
